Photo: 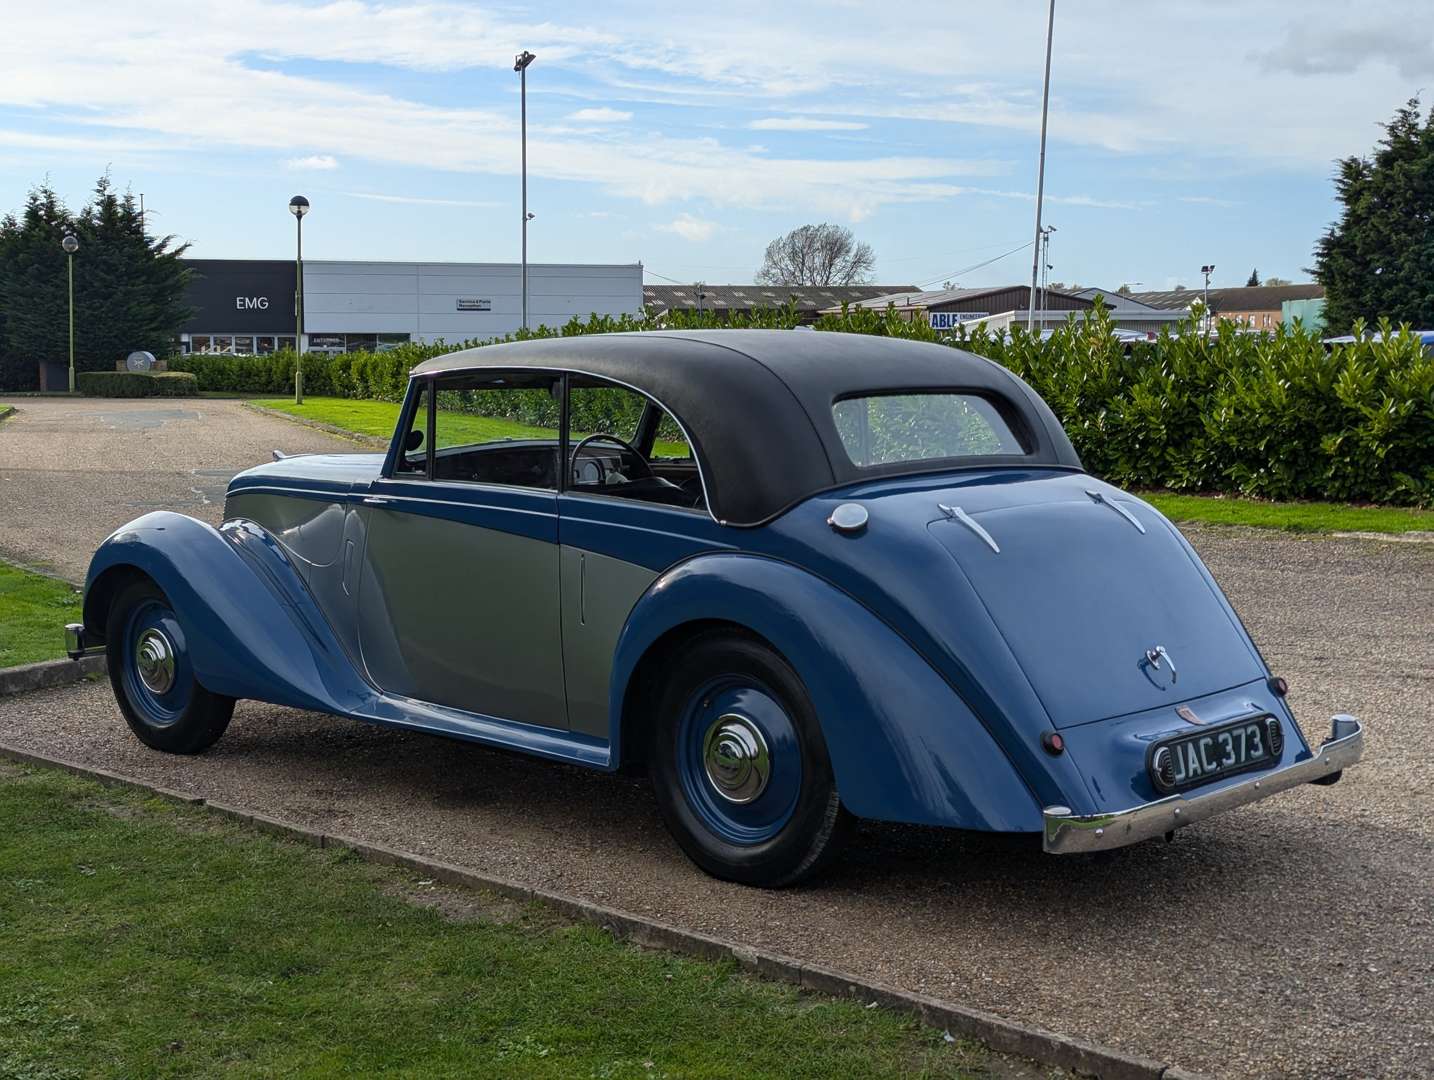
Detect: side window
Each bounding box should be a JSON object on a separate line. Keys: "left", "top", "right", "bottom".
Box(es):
{"left": 405, "top": 371, "right": 563, "bottom": 490}
{"left": 394, "top": 382, "right": 428, "bottom": 474}
{"left": 566, "top": 376, "right": 704, "bottom": 511}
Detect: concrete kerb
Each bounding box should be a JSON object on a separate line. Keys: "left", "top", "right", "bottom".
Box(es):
{"left": 0, "top": 655, "right": 105, "bottom": 696}
{"left": 0, "top": 738, "right": 1217, "bottom": 1080}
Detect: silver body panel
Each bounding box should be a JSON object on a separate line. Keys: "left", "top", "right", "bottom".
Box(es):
{"left": 357, "top": 503, "right": 566, "bottom": 730}
{"left": 559, "top": 546, "right": 658, "bottom": 738}
{"left": 226, "top": 491, "right": 366, "bottom": 665}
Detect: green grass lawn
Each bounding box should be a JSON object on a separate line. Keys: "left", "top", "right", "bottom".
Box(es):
{"left": 1142, "top": 492, "right": 1434, "bottom": 534}
{"left": 251, "top": 397, "right": 691, "bottom": 458}
{"left": 0, "top": 562, "right": 81, "bottom": 667}
{"left": 0, "top": 764, "right": 990, "bottom": 1079}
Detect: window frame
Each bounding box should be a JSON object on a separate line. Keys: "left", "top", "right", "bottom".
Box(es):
{"left": 561, "top": 372, "right": 704, "bottom": 513}
{"left": 385, "top": 369, "right": 567, "bottom": 495}
{"left": 383, "top": 367, "right": 713, "bottom": 516}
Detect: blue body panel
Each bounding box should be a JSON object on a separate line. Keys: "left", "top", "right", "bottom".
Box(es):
{"left": 609, "top": 554, "right": 1043, "bottom": 830}
{"left": 84, "top": 442, "right": 1297, "bottom": 832}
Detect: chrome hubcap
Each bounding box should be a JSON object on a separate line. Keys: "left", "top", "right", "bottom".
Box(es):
{"left": 702, "top": 714, "right": 770, "bottom": 804}
{"left": 134, "top": 628, "right": 176, "bottom": 694}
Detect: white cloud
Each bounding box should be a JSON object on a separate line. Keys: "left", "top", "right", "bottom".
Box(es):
{"left": 566, "top": 107, "right": 633, "bottom": 123}
{"left": 284, "top": 154, "right": 339, "bottom": 170}
{"left": 748, "top": 117, "right": 867, "bottom": 131}
{"left": 0, "top": 0, "right": 1424, "bottom": 233}
{"left": 658, "top": 214, "right": 716, "bottom": 242}
{"left": 342, "top": 191, "right": 501, "bottom": 208}
{"left": 1179, "top": 195, "right": 1238, "bottom": 208}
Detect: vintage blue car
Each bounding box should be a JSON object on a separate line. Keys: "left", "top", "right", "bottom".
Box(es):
{"left": 68, "top": 330, "right": 1365, "bottom": 886}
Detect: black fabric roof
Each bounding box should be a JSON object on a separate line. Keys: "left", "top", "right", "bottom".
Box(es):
{"left": 412, "top": 330, "right": 1081, "bottom": 525}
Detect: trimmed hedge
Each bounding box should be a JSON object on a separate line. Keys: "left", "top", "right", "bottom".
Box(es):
{"left": 170, "top": 303, "right": 1434, "bottom": 506}
{"left": 76, "top": 370, "right": 199, "bottom": 398}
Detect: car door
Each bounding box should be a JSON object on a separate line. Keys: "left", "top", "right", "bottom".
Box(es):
{"left": 354, "top": 370, "right": 567, "bottom": 730}
{"left": 556, "top": 374, "right": 721, "bottom": 739}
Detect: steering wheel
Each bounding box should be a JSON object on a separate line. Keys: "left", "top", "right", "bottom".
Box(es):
{"left": 569, "top": 433, "right": 655, "bottom": 485}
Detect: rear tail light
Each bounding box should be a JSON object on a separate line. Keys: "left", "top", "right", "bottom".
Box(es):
{"left": 1151, "top": 746, "right": 1176, "bottom": 793}
{"left": 1266, "top": 717, "right": 1284, "bottom": 756}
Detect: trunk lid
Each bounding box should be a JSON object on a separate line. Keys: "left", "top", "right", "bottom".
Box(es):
{"left": 927, "top": 484, "right": 1264, "bottom": 729}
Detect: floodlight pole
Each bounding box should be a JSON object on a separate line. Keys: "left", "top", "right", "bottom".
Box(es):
{"left": 515, "top": 50, "right": 536, "bottom": 332}
{"left": 67, "top": 251, "right": 75, "bottom": 392}
{"left": 61, "top": 234, "right": 78, "bottom": 392}
{"left": 1027, "top": 0, "right": 1056, "bottom": 333}
{"left": 289, "top": 195, "right": 310, "bottom": 404}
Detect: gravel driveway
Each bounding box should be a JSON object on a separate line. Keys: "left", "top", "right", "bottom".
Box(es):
{"left": 0, "top": 397, "right": 353, "bottom": 581}
{"left": 2, "top": 399, "right": 1431, "bottom": 1077}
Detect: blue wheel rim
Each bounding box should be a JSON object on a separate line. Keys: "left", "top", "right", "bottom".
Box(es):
{"left": 676, "top": 675, "right": 802, "bottom": 845}
{"left": 118, "top": 599, "right": 194, "bottom": 727}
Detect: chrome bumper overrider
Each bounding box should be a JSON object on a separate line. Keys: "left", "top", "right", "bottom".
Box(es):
{"left": 64, "top": 622, "right": 105, "bottom": 661}
{"left": 1043, "top": 715, "right": 1365, "bottom": 854}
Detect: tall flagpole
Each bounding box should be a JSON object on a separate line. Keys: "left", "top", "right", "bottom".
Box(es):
{"left": 1027, "top": 0, "right": 1056, "bottom": 333}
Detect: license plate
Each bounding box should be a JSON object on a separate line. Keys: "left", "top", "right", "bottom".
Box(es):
{"left": 1152, "top": 717, "right": 1277, "bottom": 792}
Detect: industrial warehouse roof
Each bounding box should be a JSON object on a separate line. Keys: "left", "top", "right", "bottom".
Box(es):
{"left": 824, "top": 285, "right": 1092, "bottom": 314}
{"left": 1131, "top": 284, "right": 1325, "bottom": 311}
{"left": 1070, "top": 287, "right": 1178, "bottom": 312}
{"left": 642, "top": 283, "right": 913, "bottom": 316}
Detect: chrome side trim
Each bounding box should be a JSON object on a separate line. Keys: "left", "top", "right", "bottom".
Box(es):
{"left": 1043, "top": 715, "right": 1364, "bottom": 854}
{"left": 938, "top": 503, "right": 1000, "bottom": 553}
{"left": 1087, "top": 489, "right": 1146, "bottom": 534}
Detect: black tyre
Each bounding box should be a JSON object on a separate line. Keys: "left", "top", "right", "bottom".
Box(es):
{"left": 649, "top": 633, "right": 853, "bottom": 887}
{"left": 105, "top": 579, "right": 234, "bottom": 754}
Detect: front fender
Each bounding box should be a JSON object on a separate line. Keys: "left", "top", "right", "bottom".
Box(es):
{"left": 84, "top": 511, "right": 375, "bottom": 716}
{"left": 609, "top": 553, "right": 1044, "bottom": 832}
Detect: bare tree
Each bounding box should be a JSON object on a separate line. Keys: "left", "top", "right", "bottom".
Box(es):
{"left": 755, "top": 223, "right": 875, "bottom": 286}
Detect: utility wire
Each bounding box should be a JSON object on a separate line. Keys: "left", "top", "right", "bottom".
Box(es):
{"left": 918, "top": 240, "right": 1035, "bottom": 289}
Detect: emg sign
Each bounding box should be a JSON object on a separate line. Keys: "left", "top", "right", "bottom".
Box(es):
{"left": 235, "top": 296, "right": 271, "bottom": 310}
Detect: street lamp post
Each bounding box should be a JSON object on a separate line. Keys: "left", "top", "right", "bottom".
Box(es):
{"left": 514, "top": 50, "right": 536, "bottom": 332}
{"left": 1027, "top": 0, "right": 1056, "bottom": 333}
{"left": 61, "top": 234, "right": 78, "bottom": 392}
{"left": 1201, "top": 263, "right": 1215, "bottom": 333}
{"left": 289, "top": 195, "right": 310, "bottom": 404}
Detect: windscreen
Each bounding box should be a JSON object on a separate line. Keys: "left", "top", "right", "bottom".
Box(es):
{"left": 832, "top": 392, "right": 1028, "bottom": 467}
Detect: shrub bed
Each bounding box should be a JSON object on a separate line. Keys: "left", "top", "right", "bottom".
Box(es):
{"left": 172, "top": 304, "right": 1434, "bottom": 506}
{"left": 76, "top": 370, "right": 199, "bottom": 397}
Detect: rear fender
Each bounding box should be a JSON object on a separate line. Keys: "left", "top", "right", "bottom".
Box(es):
{"left": 84, "top": 511, "right": 374, "bottom": 716}
{"left": 610, "top": 553, "right": 1045, "bottom": 831}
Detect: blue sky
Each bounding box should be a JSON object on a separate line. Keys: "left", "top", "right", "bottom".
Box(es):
{"left": 2, "top": 1, "right": 1431, "bottom": 292}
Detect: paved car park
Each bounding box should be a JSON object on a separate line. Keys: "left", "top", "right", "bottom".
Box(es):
{"left": 0, "top": 398, "right": 353, "bottom": 582}
{"left": 2, "top": 398, "right": 1432, "bottom": 1077}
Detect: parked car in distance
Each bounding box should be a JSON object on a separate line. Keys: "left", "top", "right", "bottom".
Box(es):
{"left": 68, "top": 330, "right": 1366, "bottom": 886}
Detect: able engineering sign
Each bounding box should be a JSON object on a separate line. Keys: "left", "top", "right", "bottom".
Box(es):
{"left": 929, "top": 311, "right": 988, "bottom": 331}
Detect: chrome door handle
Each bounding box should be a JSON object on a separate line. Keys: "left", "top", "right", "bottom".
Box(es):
{"left": 1145, "top": 645, "right": 1177, "bottom": 683}
{"left": 361, "top": 496, "right": 392, "bottom": 506}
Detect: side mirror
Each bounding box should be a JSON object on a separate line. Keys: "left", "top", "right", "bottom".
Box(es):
{"left": 405, "top": 429, "right": 424, "bottom": 452}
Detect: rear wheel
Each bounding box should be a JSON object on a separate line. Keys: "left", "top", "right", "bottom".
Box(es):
{"left": 649, "top": 633, "right": 853, "bottom": 887}
{"left": 105, "top": 579, "right": 234, "bottom": 754}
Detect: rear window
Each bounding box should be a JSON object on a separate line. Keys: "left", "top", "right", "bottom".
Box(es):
{"left": 832, "top": 392, "right": 1028, "bottom": 467}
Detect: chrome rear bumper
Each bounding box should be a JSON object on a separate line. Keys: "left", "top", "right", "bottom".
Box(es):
{"left": 1043, "top": 715, "right": 1364, "bottom": 854}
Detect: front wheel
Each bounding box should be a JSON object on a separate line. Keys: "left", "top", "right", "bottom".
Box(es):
{"left": 649, "top": 634, "right": 853, "bottom": 887}
{"left": 105, "top": 579, "right": 234, "bottom": 754}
